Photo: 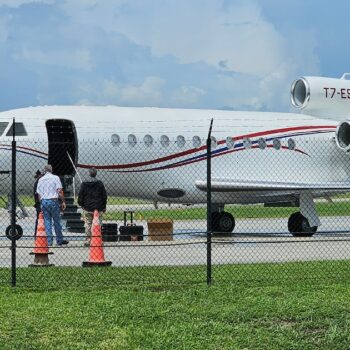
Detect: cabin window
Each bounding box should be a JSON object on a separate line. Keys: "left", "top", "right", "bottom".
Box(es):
{"left": 192, "top": 136, "right": 201, "bottom": 148}
{"left": 176, "top": 135, "right": 186, "bottom": 148}
{"left": 226, "top": 136, "right": 234, "bottom": 149}
{"left": 258, "top": 137, "right": 266, "bottom": 150}
{"left": 243, "top": 137, "right": 251, "bottom": 149}
{"left": 144, "top": 134, "right": 153, "bottom": 146}
{"left": 160, "top": 135, "right": 170, "bottom": 147}
{"left": 111, "top": 134, "right": 121, "bottom": 146}
{"left": 288, "top": 138, "right": 296, "bottom": 150}
{"left": 0, "top": 122, "right": 9, "bottom": 136}
{"left": 273, "top": 138, "right": 281, "bottom": 150}
{"left": 211, "top": 136, "right": 217, "bottom": 149}
{"left": 128, "top": 134, "right": 137, "bottom": 147}
{"left": 6, "top": 122, "right": 27, "bottom": 136}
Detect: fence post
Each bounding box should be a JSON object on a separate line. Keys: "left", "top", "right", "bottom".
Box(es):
{"left": 11, "top": 118, "right": 16, "bottom": 287}
{"left": 206, "top": 119, "right": 213, "bottom": 286}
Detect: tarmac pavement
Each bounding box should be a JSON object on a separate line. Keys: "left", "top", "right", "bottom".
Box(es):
{"left": 1, "top": 208, "right": 350, "bottom": 267}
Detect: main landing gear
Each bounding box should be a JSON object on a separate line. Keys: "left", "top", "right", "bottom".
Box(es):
{"left": 211, "top": 210, "right": 319, "bottom": 236}
{"left": 211, "top": 211, "right": 235, "bottom": 233}
{"left": 287, "top": 192, "right": 320, "bottom": 237}
{"left": 211, "top": 192, "right": 320, "bottom": 237}
{"left": 287, "top": 212, "right": 318, "bottom": 237}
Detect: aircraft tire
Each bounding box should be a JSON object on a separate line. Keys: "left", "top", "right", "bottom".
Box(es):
{"left": 212, "top": 212, "right": 235, "bottom": 233}
{"left": 5, "top": 224, "right": 23, "bottom": 240}
{"left": 288, "top": 212, "right": 317, "bottom": 237}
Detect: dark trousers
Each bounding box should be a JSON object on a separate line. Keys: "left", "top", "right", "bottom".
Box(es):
{"left": 34, "top": 209, "right": 40, "bottom": 237}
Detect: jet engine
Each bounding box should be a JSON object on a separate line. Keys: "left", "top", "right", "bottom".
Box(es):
{"left": 291, "top": 74, "right": 350, "bottom": 120}
{"left": 291, "top": 74, "right": 350, "bottom": 152}
{"left": 335, "top": 121, "right": 350, "bottom": 152}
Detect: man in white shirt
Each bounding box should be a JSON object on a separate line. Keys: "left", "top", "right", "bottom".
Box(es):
{"left": 36, "top": 164, "right": 68, "bottom": 246}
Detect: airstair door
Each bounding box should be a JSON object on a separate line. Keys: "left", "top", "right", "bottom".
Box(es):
{"left": 46, "top": 119, "right": 78, "bottom": 176}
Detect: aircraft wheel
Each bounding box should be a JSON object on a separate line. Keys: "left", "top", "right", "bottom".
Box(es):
{"left": 212, "top": 212, "right": 235, "bottom": 233}
{"left": 288, "top": 212, "right": 317, "bottom": 237}
{"left": 5, "top": 224, "right": 23, "bottom": 240}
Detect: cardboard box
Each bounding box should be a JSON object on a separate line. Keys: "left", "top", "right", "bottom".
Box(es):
{"left": 147, "top": 219, "right": 173, "bottom": 241}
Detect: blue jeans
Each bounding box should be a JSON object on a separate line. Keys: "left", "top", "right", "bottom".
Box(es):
{"left": 41, "top": 199, "right": 63, "bottom": 245}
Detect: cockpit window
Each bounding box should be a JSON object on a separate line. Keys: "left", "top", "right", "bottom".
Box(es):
{"left": 6, "top": 122, "right": 27, "bottom": 136}
{"left": 0, "top": 122, "right": 9, "bottom": 136}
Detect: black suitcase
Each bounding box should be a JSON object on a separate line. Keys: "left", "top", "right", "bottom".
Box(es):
{"left": 102, "top": 223, "right": 119, "bottom": 242}
{"left": 119, "top": 211, "right": 144, "bottom": 241}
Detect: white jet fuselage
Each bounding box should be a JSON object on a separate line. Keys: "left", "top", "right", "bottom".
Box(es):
{"left": 0, "top": 105, "right": 346, "bottom": 205}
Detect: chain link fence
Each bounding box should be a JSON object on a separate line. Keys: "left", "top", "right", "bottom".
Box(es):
{"left": 1, "top": 135, "right": 350, "bottom": 288}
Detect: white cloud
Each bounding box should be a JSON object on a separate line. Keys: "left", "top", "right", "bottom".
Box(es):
{"left": 53, "top": 0, "right": 320, "bottom": 111}
{"left": 0, "top": 0, "right": 322, "bottom": 112}
{"left": 70, "top": 77, "right": 166, "bottom": 107}
{"left": 132, "top": 1, "right": 285, "bottom": 78}
{"left": 19, "top": 48, "right": 94, "bottom": 71}
{"left": 215, "top": 74, "right": 264, "bottom": 110}
{"left": 171, "top": 85, "right": 206, "bottom": 105}
{"left": 0, "top": 14, "right": 10, "bottom": 42}
{"left": 119, "top": 77, "right": 165, "bottom": 105}
{"left": 0, "top": 0, "right": 54, "bottom": 7}
{"left": 58, "top": 1, "right": 287, "bottom": 77}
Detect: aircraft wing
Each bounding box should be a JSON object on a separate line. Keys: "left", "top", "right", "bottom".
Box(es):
{"left": 195, "top": 178, "right": 350, "bottom": 192}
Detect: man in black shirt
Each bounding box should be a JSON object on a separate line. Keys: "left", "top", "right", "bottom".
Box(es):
{"left": 78, "top": 168, "right": 107, "bottom": 246}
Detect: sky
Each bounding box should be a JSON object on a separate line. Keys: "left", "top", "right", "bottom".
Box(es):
{"left": 0, "top": 0, "right": 349, "bottom": 112}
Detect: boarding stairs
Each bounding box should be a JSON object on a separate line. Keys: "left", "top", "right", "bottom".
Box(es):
{"left": 61, "top": 190, "right": 85, "bottom": 234}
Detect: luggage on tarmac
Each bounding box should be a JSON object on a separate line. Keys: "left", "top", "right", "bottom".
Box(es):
{"left": 119, "top": 211, "right": 144, "bottom": 241}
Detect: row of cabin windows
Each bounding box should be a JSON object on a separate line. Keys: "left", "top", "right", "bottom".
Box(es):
{"left": 0, "top": 122, "right": 27, "bottom": 136}
{"left": 0, "top": 122, "right": 296, "bottom": 151}
{"left": 112, "top": 134, "right": 207, "bottom": 148}
{"left": 111, "top": 134, "right": 297, "bottom": 151}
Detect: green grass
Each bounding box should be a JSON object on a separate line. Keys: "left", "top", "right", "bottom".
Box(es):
{"left": 0, "top": 261, "right": 350, "bottom": 349}
{"left": 107, "top": 197, "right": 151, "bottom": 205}
{"left": 104, "top": 201, "right": 350, "bottom": 221}
{"left": 0, "top": 195, "right": 149, "bottom": 208}
{"left": 2, "top": 195, "right": 350, "bottom": 221}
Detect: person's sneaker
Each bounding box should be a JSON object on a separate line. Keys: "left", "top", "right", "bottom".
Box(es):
{"left": 57, "top": 240, "right": 69, "bottom": 246}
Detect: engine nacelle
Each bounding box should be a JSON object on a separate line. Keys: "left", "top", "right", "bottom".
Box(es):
{"left": 291, "top": 74, "right": 350, "bottom": 120}
{"left": 335, "top": 121, "right": 350, "bottom": 152}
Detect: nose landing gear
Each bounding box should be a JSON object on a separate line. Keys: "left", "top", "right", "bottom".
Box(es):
{"left": 5, "top": 224, "right": 23, "bottom": 240}
{"left": 3, "top": 194, "right": 26, "bottom": 240}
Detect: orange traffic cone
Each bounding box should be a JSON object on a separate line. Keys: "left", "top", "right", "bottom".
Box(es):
{"left": 82, "top": 210, "right": 112, "bottom": 267}
{"left": 29, "top": 212, "right": 54, "bottom": 267}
